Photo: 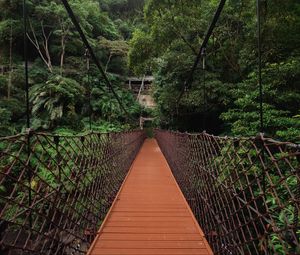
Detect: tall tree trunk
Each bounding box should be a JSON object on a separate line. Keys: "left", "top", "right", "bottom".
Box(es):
{"left": 105, "top": 53, "right": 112, "bottom": 73}
{"left": 41, "top": 22, "right": 53, "bottom": 72}
{"left": 60, "top": 34, "right": 66, "bottom": 76}
{"left": 27, "top": 20, "right": 53, "bottom": 73}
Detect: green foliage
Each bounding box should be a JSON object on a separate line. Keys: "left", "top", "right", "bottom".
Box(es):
{"left": 29, "top": 75, "right": 85, "bottom": 129}
{"left": 91, "top": 83, "right": 141, "bottom": 122}
{"left": 0, "top": 19, "right": 21, "bottom": 42}
{"left": 101, "top": 0, "right": 145, "bottom": 18}
{"left": 128, "top": 29, "right": 154, "bottom": 75}
{"left": 1, "top": 0, "right": 299, "bottom": 139}
{"left": 0, "top": 107, "right": 13, "bottom": 136}
{"left": 0, "top": 67, "right": 26, "bottom": 135}
{"left": 129, "top": 0, "right": 300, "bottom": 138}
{"left": 0, "top": 0, "right": 144, "bottom": 134}
{"left": 221, "top": 57, "right": 300, "bottom": 141}
{"left": 90, "top": 120, "right": 124, "bottom": 132}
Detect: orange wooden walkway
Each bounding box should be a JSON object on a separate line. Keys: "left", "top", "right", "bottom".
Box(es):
{"left": 88, "top": 139, "right": 213, "bottom": 255}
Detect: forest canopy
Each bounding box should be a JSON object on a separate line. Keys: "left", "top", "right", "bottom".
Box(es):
{"left": 129, "top": 0, "right": 300, "bottom": 141}
{"left": 0, "top": 2, "right": 299, "bottom": 255}
{"left": 0, "top": 0, "right": 145, "bottom": 136}
{"left": 0, "top": 0, "right": 299, "bottom": 142}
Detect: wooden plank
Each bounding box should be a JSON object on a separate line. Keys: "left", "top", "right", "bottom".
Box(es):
{"left": 98, "top": 233, "right": 203, "bottom": 241}
{"left": 107, "top": 211, "right": 190, "bottom": 217}
{"left": 91, "top": 248, "right": 210, "bottom": 255}
{"left": 112, "top": 208, "right": 188, "bottom": 212}
{"left": 108, "top": 216, "right": 193, "bottom": 222}
{"left": 94, "top": 240, "right": 207, "bottom": 249}
{"left": 102, "top": 226, "right": 198, "bottom": 234}
{"left": 88, "top": 139, "right": 213, "bottom": 255}
{"left": 105, "top": 221, "right": 195, "bottom": 227}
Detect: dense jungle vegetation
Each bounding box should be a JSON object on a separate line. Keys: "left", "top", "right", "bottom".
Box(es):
{"left": 0, "top": 0, "right": 145, "bottom": 136}
{"left": 0, "top": 0, "right": 299, "bottom": 141}
{"left": 129, "top": 0, "right": 300, "bottom": 141}
{"left": 0, "top": 2, "right": 299, "bottom": 254}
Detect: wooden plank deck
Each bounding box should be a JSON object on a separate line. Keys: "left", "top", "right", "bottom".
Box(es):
{"left": 87, "top": 139, "right": 213, "bottom": 255}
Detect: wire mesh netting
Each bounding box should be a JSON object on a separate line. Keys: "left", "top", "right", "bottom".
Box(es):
{"left": 155, "top": 129, "right": 300, "bottom": 255}
{"left": 0, "top": 130, "right": 145, "bottom": 254}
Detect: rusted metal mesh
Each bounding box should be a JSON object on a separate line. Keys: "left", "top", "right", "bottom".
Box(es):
{"left": 0, "top": 130, "right": 145, "bottom": 255}
{"left": 155, "top": 129, "right": 300, "bottom": 255}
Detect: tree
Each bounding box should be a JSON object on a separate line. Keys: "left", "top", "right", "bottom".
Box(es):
{"left": 0, "top": 0, "right": 143, "bottom": 134}
{"left": 98, "top": 37, "right": 129, "bottom": 73}
{"left": 29, "top": 75, "right": 85, "bottom": 129}
{"left": 26, "top": 0, "right": 119, "bottom": 73}
{"left": 129, "top": 0, "right": 300, "bottom": 137}
{"left": 0, "top": 0, "right": 23, "bottom": 99}
{"left": 221, "top": 58, "right": 300, "bottom": 141}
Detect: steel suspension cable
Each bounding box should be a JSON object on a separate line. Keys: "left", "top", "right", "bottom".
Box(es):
{"left": 60, "top": 0, "right": 132, "bottom": 119}
{"left": 23, "top": 0, "right": 32, "bottom": 228}
{"left": 23, "top": 0, "right": 30, "bottom": 129}
{"left": 257, "top": 0, "right": 264, "bottom": 133}
{"left": 85, "top": 49, "right": 92, "bottom": 130}
{"left": 202, "top": 48, "right": 207, "bottom": 131}
{"left": 177, "top": 0, "right": 227, "bottom": 105}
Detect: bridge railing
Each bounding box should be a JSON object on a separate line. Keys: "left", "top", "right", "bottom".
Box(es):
{"left": 155, "top": 129, "right": 300, "bottom": 255}
{"left": 0, "top": 130, "right": 145, "bottom": 254}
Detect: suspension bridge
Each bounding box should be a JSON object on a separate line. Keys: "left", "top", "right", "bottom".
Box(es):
{"left": 1, "top": 130, "right": 299, "bottom": 254}
{"left": 0, "top": 0, "right": 299, "bottom": 254}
